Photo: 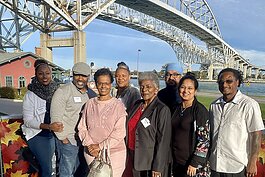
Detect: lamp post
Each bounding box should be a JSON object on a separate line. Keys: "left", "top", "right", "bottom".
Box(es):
{"left": 137, "top": 49, "right": 141, "bottom": 77}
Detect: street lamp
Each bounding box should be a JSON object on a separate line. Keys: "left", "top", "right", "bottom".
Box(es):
{"left": 137, "top": 49, "right": 141, "bottom": 77}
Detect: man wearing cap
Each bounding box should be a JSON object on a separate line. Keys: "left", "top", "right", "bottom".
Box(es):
{"left": 158, "top": 63, "right": 183, "bottom": 114}
{"left": 51, "top": 62, "right": 97, "bottom": 177}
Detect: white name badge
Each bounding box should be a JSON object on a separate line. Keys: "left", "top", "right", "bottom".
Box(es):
{"left": 73, "top": 97, "right": 82, "bottom": 103}
{"left": 141, "top": 117, "right": 150, "bottom": 128}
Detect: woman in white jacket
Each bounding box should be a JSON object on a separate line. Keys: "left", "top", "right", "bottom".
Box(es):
{"left": 22, "top": 59, "right": 63, "bottom": 177}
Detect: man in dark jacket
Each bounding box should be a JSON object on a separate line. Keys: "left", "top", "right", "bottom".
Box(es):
{"left": 158, "top": 63, "right": 183, "bottom": 114}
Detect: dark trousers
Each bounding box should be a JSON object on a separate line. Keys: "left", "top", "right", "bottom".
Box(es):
{"left": 211, "top": 169, "right": 246, "bottom": 177}
{"left": 172, "top": 163, "right": 189, "bottom": 177}
{"left": 123, "top": 150, "right": 169, "bottom": 177}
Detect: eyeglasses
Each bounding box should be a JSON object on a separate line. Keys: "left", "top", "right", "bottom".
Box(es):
{"left": 165, "top": 73, "right": 181, "bottom": 78}
{"left": 217, "top": 79, "right": 235, "bottom": 85}
{"left": 97, "top": 82, "right": 111, "bottom": 86}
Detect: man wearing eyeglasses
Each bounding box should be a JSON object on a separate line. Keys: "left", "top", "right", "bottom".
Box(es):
{"left": 158, "top": 63, "right": 183, "bottom": 114}
{"left": 209, "top": 68, "right": 264, "bottom": 177}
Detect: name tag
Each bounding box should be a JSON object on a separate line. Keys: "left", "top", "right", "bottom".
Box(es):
{"left": 73, "top": 97, "right": 82, "bottom": 103}
{"left": 141, "top": 117, "right": 150, "bottom": 128}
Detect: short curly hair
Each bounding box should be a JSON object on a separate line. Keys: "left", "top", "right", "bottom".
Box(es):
{"left": 217, "top": 68, "right": 243, "bottom": 87}
{"left": 94, "top": 68, "right": 114, "bottom": 84}
{"left": 138, "top": 72, "right": 159, "bottom": 89}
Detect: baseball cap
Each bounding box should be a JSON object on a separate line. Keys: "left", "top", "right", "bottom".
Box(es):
{"left": 72, "top": 62, "right": 91, "bottom": 76}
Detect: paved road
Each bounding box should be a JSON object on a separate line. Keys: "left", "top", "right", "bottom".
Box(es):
{"left": 0, "top": 98, "right": 23, "bottom": 115}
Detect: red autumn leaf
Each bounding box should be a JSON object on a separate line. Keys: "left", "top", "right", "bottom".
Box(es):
{"left": 0, "top": 121, "right": 11, "bottom": 138}
{"left": 4, "top": 168, "right": 12, "bottom": 177}
{"left": 2, "top": 141, "right": 21, "bottom": 163}
{"left": 11, "top": 160, "right": 30, "bottom": 174}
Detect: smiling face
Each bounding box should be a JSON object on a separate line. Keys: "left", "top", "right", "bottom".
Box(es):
{"left": 72, "top": 74, "right": 89, "bottom": 92}
{"left": 115, "top": 68, "right": 130, "bottom": 88}
{"left": 179, "top": 78, "right": 196, "bottom": 102}
{"left": 218, "top": 71, "right": 239, "bottom": 101}
{"left": 96, "top": 75, "right": 112, "bottom": 97}
{"left": 139, "top": 80, "right": 158, "bottom": 103}
{"left": 36, "top": 64, "right": 52, "bottom": 86}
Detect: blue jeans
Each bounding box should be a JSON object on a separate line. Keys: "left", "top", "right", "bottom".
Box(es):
{"left": 27, "top": 135, "right": 55, "bottom": 177}
{"left": 56, "top": 139, "right": 79, "bottom": 177}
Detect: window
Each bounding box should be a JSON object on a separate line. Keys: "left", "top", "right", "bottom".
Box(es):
{"left": 18, "top": 76, "right": 26, "bottom": 88}
{"left": 5, "top": 76, "right": 13, "bottom": 87}
{"left": 24, "top": 60, "right": 32, "bottom": 68}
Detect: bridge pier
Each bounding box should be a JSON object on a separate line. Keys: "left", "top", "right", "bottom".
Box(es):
{"left": 235, "top": 59, "right": 240, "bottom": 70}
{"left": 247, "top": 66, "right": 252, "bottom": 78}
{"left": 239, "top": 61, "right": 244, "bottom": 72}
{"left": 254, "top": 68, "right": 260, "bottom": 79}
{"left": 40, "top": 33, "right": 53, "bottom": 62}
{"left": 38, "top": 31, "right": 86, "bottom": 63}
{"left": 243, "top": 64, "right": 248, "bottom": 79}
{"left": 208, "top": 64, "right": 214, "bottom": 81}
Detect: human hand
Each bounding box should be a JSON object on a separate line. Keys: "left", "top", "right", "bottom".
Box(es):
{"left": 187, "top": 165, "right": 197, "bottom": 176}
{"left": 88, "top": 144, "right": 100, "bottom": 157}
{"left": 61, "top": 138, "right": 69, "bottom": 144}
{"left": 246, "top": 160, "right": 257, "bottom": 177}
{"left": 50, "top": 122, "right": 64, "bottom": 132}
{"left": 152, "top": 171, "right": 161, "bottom": 177}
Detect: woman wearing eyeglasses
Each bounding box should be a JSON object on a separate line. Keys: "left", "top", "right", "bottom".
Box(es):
{"left": 78, "top": 68, "right": 127, "bottom": 177}
{"left": 123, "top": 72, "right": 172, "bottom": 177}
{"left": 171, "top": 74, "right": 210, "bottom": 177}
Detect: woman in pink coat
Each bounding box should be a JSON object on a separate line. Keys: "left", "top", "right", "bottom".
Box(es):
{"left": 78, "top": 68, "right": 127, "bottom": 177}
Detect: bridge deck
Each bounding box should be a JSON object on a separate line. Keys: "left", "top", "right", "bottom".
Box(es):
{"left": 116, "top": 0, "right": 222, "bottom": 47}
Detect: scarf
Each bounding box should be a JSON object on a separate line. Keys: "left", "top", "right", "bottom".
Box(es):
{"left": 28, "top": 77, "right": 59, "bottom": 103}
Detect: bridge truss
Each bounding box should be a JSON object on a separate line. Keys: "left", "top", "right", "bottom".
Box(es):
{"left": 0, "top": 0, "right": 258, "bottom": 70}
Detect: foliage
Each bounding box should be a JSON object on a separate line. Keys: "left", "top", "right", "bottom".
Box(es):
{"left": 0, "top": 87, "right": 27, "bottom": 100}
{"left": 16, "top": 87, "right": 28, "bottom": 100}
{"left": 0, "top": 87, "right": 16, "bottom": 99}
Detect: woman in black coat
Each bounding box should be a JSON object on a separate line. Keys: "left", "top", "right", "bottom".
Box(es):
{"left": 123, "top": 71, "right": 172, "bottom": 177}
{"left": 171, "top": 74, "right": 210, "bottom": 177}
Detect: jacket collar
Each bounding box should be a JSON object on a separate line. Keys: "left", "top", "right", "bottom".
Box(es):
{"left": 128, "top": 96, "right": 159, "bottom": 120}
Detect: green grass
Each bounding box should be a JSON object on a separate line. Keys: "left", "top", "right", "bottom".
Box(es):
{"left": 197, "top": 95, "right": 265, "bottom": 120}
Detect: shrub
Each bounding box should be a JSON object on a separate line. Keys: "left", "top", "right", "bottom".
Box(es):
{"left": 16, "top": 87, "right": 28, "bottom": 99}
{"left": 0, "top": 87, "right": 28, "bottom": 99}
{"left": 0, "top": 87, "right": 16, "bottom": 99}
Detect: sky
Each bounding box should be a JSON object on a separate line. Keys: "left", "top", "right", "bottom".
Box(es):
{"left": 21, "top": 0, "right": 265, "bottom": 71}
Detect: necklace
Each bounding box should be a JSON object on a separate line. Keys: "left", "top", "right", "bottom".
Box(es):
{"left": 180, "top": 107, "right": 186, "bottom": 117}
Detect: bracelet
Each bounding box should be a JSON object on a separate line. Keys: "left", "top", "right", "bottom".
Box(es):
{"left": 48, "top": 124, "right": 51, "bottom": 131}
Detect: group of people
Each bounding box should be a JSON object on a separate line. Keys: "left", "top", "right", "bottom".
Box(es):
{"left": 22, "top": 59, "right": 264, "bottom": 177}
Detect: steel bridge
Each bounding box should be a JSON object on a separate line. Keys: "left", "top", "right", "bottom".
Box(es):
{"left": 0, "top": 0, "right": 264, "bottom": 80}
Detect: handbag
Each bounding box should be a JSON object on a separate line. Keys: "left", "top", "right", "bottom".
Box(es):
{"left": 87, "top": 142, "right": 113, "bottom": 177}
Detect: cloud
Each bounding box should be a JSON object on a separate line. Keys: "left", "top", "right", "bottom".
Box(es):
{"left": 237, "top": 49, "right": 265, "bottom": 68}
{"left": 87, "top": 30, "right": 162, "bottom": 43}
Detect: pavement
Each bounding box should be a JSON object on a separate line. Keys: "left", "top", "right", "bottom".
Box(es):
{"left": 0, "top": 98, "right": 23, "bottom": 116}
